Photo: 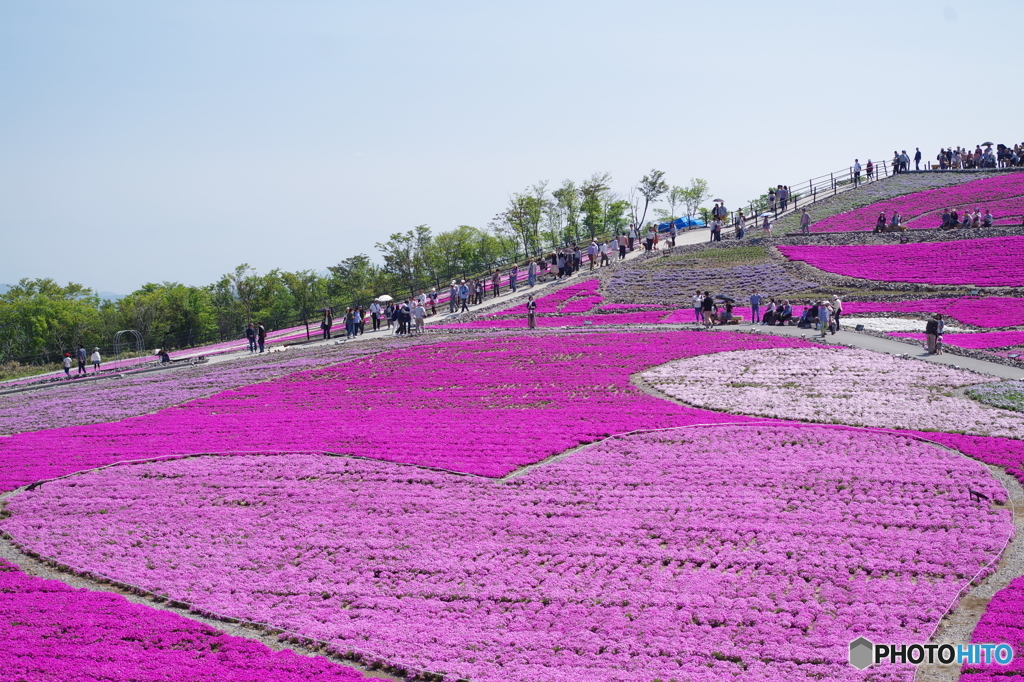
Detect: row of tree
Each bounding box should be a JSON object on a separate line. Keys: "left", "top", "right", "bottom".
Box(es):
{"left": 1, "top": 171, "right": 714, "bottom": 366}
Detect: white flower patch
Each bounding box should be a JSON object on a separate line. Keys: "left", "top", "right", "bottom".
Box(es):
{"left": 846, "top": 316, "right": 972, "bottom": 334}
{"left": 641, "top": 346, "right": 1024, "bottom": 437}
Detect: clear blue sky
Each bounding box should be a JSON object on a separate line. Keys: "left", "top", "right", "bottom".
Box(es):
{"left": 2, "top": 0, "right": 1021, "bottom": 293}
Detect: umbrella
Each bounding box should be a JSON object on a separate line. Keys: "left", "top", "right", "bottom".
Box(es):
{"left": 715, "top": 295, "right": 736, "bottom": 303}
{"left": 375, "top": 295, "right": 394, "bottom": 302}
{"left": 713, "top": 198, "right": 724, "bottom": 203}
{"left": 981, "top": 141, "right": 994, "bottom": 146}
{"left": 759, "top": 212, "right": 772, "bottom": 218}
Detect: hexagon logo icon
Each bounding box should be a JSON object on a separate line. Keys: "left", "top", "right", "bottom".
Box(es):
{"left": 849, "top": 637, "right": 874, "bottom": 670}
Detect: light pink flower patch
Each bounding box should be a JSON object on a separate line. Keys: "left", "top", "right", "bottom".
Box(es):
{"left": 3, "top": 425, "right": 1010, "bottom": 682}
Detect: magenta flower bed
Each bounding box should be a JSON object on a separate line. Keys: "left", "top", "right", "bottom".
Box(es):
{"left": 2, "top": 425, "right": 1010, "bottom": 682}
{"left": 779, "top": 236, "right": 1024, "bottom": 286}
{"left": 810, "top": 174, "right": 1024, "bottom": 233}
{"left": 891, "top": 330, "right": 1024, "bottom": 349}
{"left": 904, "top": 194, "right": 1024, "bottom": 229}
{"left": 961, "top": 576, "right": 1024, "bottom": 679}
{"left": 437, "top": 310, "right": 677, "bottom": 328}
{"left": 843, "top": 297, "right": 1024, "bottom": 328}
{"left": 0, "top": 332, "right": 815, "bottom": 487}
{"left": 483, "top": 278, "right": 601, "bottom": 316}
{"left": 0, "top": 560, "right": 369, "bottom": 682}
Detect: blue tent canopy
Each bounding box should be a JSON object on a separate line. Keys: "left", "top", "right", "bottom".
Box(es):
{"left": 656, "top": 217, "right": 705, "bottom": 232}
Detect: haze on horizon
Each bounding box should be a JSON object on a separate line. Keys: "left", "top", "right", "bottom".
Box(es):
{"left": 1, "top": 0, "right": 1021, "bottom": 294}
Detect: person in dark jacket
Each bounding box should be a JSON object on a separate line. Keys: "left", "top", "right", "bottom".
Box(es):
{"left": 925, "top": 316, "right": 940, "bottom": 354}
{"left": 245, "top": 323, "right": 257, "bottom": 352}
{"left": 257, "top": 323, "right": 267, "bottom": 353}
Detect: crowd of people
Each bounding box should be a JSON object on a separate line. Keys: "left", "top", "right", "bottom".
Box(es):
{"left": 934, "top": 144, "right": 1024, "bottom": 170}
{"left": 687, "top": 292, "right": 842, "bottom": 338}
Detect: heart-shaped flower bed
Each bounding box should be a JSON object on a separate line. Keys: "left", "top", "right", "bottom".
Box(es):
{"left": 2, "top": 424, "right": 1010, "bottom": 682}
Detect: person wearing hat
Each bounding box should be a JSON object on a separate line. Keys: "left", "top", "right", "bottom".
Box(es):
{"left": 457, "top": 280, "right": 470, "bottom": 312}
{"left": 818, "top": 302, "right": 832, "bottom": 338}
{"left": 62, "top": 353, "right": 72, "bottom": 378}
{"left": 830, "top": 295, "right": 843, "bottom": 330}
{"left": 91, "top": 347, "right": 102, "bottom": 372}
{"left": 448, "top": 280, "right": 458, "bottom": 313}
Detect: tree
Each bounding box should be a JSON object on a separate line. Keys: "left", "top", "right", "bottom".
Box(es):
{"left": 281, "top": 270, "right": 323, "bottom": 340}
{"left": 680, "top": 177, "right": 711, "bottom": 222}
{"left": 580, "top": 173, "right": 611, "bottom": 240}
{"left": 375, "top": 226, "right": 433, "bottom": 297}
{"left": 655, "top": 185, "right": 687, "bottom": 223}
{"left": 551, "top": 180, "right": 580, "bottom": 246}
{"left": 328, "top": 254, "right": 385, "bottom": 308}
{"left": 633, "top": 169, "right": 669, "bottom": 231}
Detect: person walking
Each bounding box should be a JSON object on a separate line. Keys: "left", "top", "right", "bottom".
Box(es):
{"left": 509, "top": 265, "right": 519, "bottom": 293}
{"left": 458, "top": 281, "right": 470, "bottom": 312}
{"left": 76, "top": 345, "right": 88, "bottom": 375}
{"left": 761, "top": 215, "right": 773, "bottom": 237}
{"left": 914, "top": 147, "right": 922, "bottom": 171}
{"left": 384, "top": 302, "right": 395, "bottom": 329}
{"left": 588, "top": 240, "right": 599, "bottom": 269}
{"left": 245, "top": 323, "right": 257, "bottom": 352}
{"left": 491, "top": 270, "right": 501, "bottom": 299}
{"left": 800, "top": 208, "right": 811, "bottom": 235}
{"left": 527, "top": 260, "right": 538, "bottom": 287}
{"left": 778, "top": 186, "right": 789, "bottom": 211}
{"left": 321, "top": 308, "right": 333, "bottom": 340}
{"left": 830, "top": 295, "right": 843, "bottom": 330}
{"left": 601, "top": 240, "right": 612, "bottom": 267}
{"left": 749, "top": 291, "right": 762, "bottom": 325}
{"left": 62, "top": 353, "right": 72, "bottom": 378}
{"left": 735, "top": 211, "right": 746, "bottom": 239}
{"left": 853, "top": 159, "right": 862, "bottom": 187}
{"left": 448, "top": 281, "right": 458, "bottom": 313}
{"left": 257, "top": 322, "right": 266, "bottom": 353}
{"left": 866, "top": 159, "right": 874, "bottom": 181}
{"left": 526, "top": 294, "right": 537, "bottom": 329}
{"left": 428, "top": 288, "right": 438, "bottom": 315}
{"left": 768, "top": 188, "right": 777, "bottom": 214}
{"left": 91, "top": 347, "right": 101, "bottom": 372}
{"left": 618, "top": 234, "right": 627, "bottom": 260}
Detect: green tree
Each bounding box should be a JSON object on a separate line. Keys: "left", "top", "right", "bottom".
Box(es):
{"left": 281, "top": 270, "right": 324, "bottom": 340}
{"left": 580, "top": 173, "right": 611, "bottom": 240}
{"left": 680, "top": 177, "right": 711, "bottom": 222}
{"left": 631, "top": 169, "right": 669, "bottom": 230}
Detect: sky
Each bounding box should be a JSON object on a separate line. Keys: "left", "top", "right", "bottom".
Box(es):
{"left": 1, "top": 0, "right": 1022, "bottom": 294}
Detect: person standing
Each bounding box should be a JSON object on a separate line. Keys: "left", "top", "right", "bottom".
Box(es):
{"left": 618, "top": 234, "right": 627, "bottom": 260}
{"left": 627, "top": 223, "right": 637, "bottom": 251}
{"left": 321, "top": 308, "right": 333, "bottom": 340}
{"left": 428, "top": 288, "right": 439, "bottom": 315}
{"left": 356, "top": 306, "right": 365, "bottom": 335}
{"left": 800, "top": 208, "right": 811, "bottom": 235}
{"left": 245, "top": 323, "right": 257, "bottom": 352}
{"left": 62, "top": 353, "right": 72, "bottom": 378}
{"left": 768, "top": 188, "right": 777, "bottom": 214}
{"left": 509, "top": 265, "right": 519, "bottom": 293}
{"left": 692, "top": 291, "right": 703, "bottom": 324}
{"left": 257, "top": 322, "right": 266, "bottom": 353}
{"left": 76, "top": 345, "right": 88, "bottom": 375}
{"left": 412, "top": 301, "right": 426, "bottom": 334}
{"left": 572, "top": 244, "right": 582, "bottom": 273}
{"left": 474, "top": 280, "right": 484, "bottom": 305}
{"left": 448, "top": 281, "right": 458, "bottom": 313}
{"left": 853, "top": 159, "right": 862, "bottom": 187}
{"left": 91, "top": 347, "right": 101, "bottom": 372}
{"left": 935, "top": 314, "right": 945, "bottom": 354}
{"left": 458, "top": 280, "right": 470, "bottom": 312}
{"left": 778, "top": 186, "right": 789, "bottom": 211}
{"left": 701, "top": 291, "right": 715, "bottom": 330}
{"left": 588, "top": 240, "right": 599, "bottom": 269}
{"left": 398, "top": 304, "right": 411, "bottom": 336}
{"left": 526, "top": 294, "right": 537, "bottom": 329}
{"left": 749, "top": 291, "right": 762, "bottom": 326}
{"left": 925, "top": 315, "right": 939, "bottom": 354}
{"left": 491, "top": 270, "right": 501, "bottom": 299}
{"left": 601, "top": 240, "right": 612, "bottom": 267}
{"left": 527, "top": 260, "right": 538, "bottom": 287}
{"left": 866, "top": 159, "right": 874, "bottom": 181}
{"left": 369, "top": 300, "right": 382, "bottom": 331}
{"left": 914, "top": 147, "right": 922, "bottom": 171}
{"left": 669, "top": 221, "right": 677, "bottom": 247}
{"left": 761, "top": 215, "right": 773, "bottom": 237}
{"left": 818, "top": 302, "right": 831, "bottom": 338}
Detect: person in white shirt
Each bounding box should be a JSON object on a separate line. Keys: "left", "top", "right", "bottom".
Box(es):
{"left": 627, "top": 224, "right": 637, "bottom": 251}
{"left": 692, "top": 292, "right": 703, "bottom": 324}
{"left": 601, "top": 240, "right": 612, "bottom": 267}
{"left": 412, "top": 303, "right": 426, "bottom": 334}
{"left": 369, "top": 301, "right": 382, "bottom": 331}
{"left": 91, "top": 347, "right": 101, "bottom": 372}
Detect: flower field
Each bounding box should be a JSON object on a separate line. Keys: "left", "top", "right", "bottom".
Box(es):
{"left": 1, "top": 425, "right": 1012, "bottom": 682}
{"left": 0, "top": 560, "right": 369, "bottom": 682}
{"left": 842, "top": 297, "right": 1024, "bottom": 328}
{"left": 806, "top": 174, "right": 1024, "bottom": 233}
{"left": 778, "top": 235, "right": 1024, "bottom": 286}
{"left": 10, "top": 174, "right": 1024, "bottom": 681}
